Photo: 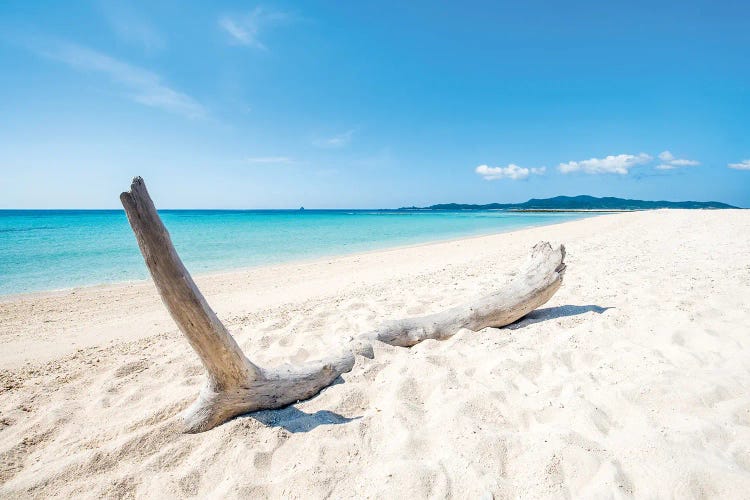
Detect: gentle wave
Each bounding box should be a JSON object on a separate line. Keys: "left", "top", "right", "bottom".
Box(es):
{"left": 0, "top": 226, "right": 61, "bottom": 233}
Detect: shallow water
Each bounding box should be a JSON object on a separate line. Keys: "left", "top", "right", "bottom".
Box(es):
{"left": 0, "top": 209, "right": 592, "bottom": 295}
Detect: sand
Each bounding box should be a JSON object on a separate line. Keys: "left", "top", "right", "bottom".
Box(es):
{"left": 1, "top": 209, "right": 749, "bottom": 498}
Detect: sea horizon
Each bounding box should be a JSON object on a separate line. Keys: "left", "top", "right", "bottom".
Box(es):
{"left": 0, "top": 208, "right": 594, "bottom": 296}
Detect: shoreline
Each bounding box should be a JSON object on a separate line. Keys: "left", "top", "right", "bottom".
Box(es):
{"left": 0, "top": 211, "right": 602, "bottom": 301}
{"left": 1, "top": 211, "right": 617, "bottom": 369}
{"left": 508, "top": 208, "right": 635, "bottom": 213}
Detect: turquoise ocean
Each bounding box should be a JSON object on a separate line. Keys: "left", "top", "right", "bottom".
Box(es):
{"left": 0, "top": 209, "right": 593, "bottom": 295}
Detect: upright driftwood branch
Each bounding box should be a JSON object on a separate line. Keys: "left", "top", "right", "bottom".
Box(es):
{"left": 121, "top": 177, "right": 356, "bottom": 432}
{"left": 365, "top": 242, "right": 566, "bottom": 347}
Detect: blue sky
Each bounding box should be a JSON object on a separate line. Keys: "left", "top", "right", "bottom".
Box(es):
{"left": 1, "top": 0, "right": 748, "bottom": 208}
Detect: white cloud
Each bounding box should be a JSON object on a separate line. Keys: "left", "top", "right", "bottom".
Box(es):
{"left": 558, "top": 153, "right": 652, "bottom": 175}
{"left": 219, "top": 17, "right": 257, "bottom": 46}
{"left": 313, "top": 130, "right": 354, "bottom": 149}
{"left": 656, "top": 150, "right": 699, "bottom": 169}
{"left": 728, "top": 159, "right": 750, "bottom": 170}
{"left": 99, "top": 1, "right": 165, "bottom": 51}
{"left": 219, "top": 7, "right": 289, "bottom": 49}
{"left": 475, "top": 164, "right": 545, "bottom": 181}
{"left": 658, "top": 150, "right": 674, "bottom": 162}
{"left": 38, "top": 41, "right": 204, "bottom": 118}
{"left": 669, "top": 158, "right": 700, "bottom": 166}
{"left": 246, "top": 156, "right": 292, "bottom": 164}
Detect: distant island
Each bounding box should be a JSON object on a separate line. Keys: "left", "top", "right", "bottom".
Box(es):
{"left": 401, "top": 195, "right": 738, "bottom": 211}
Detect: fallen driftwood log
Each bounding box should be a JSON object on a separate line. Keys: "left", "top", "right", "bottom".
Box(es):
{"left": 120, "top": 177, "right": 566, "bottom": 432}
{"left": 365, "top": 242, "right": 566, "bottom": 347}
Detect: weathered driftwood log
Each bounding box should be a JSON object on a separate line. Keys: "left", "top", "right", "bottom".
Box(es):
{"left": 365, "top": 242, "right": 566, "bottom": 347}
{"left": 120, "top": 177, "right": 356, "bottom": 433}
{"left": 121, "top": 176, "right": 566, "bottom": 432}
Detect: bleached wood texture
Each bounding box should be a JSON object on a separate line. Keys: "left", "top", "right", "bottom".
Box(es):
{"left": 366, "top": 241, "right": 566, "bottom": 347}
{"left": 120, "top": 177, "right": 355, "bottom": 433}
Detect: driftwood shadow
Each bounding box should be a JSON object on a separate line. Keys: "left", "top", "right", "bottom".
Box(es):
{"left": 247, "top": 406, "right": 361, "bottom": 433}
{"left": 506, "top": 304, "right": 612, "bottom": 330}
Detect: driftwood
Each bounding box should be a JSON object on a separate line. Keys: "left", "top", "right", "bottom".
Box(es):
{"left": 365, "top": 242, "right": 566, "bottom": 347}
{"left": 121, "top": 177, "right": 357, "bottom": 433}
{"left": 120, "top": 176, "right": 567, "bottom": 432}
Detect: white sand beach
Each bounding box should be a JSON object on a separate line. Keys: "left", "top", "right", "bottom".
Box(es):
{"left": 1, "top": 209, "right": 750, "bottom": 498}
